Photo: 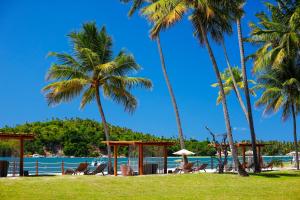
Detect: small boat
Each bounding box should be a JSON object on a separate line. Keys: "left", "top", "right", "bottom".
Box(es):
{"left": 32, "top": 154, "right": 44, "bottom": 158}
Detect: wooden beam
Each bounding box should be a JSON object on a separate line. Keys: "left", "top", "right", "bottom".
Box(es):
{"left": 257, "top": 146, "right": 261, "bottom": 167}
{"left": 101, "top": 141, "right": 174, "bottom": 146}
{"left": 114, "top": 145, "right": 118, "bottom": 176}
{"left": 138, "top": 144, "right": 143, "bottom": 175}
{"left": 163, "top": 146, "right": 168, "bottom": 174}
{"left": 242, "top": 146, "right": 246, "bottom": 166}
{"left": 20, "top": 138, "right": 24, "bottom": 176}
{"left": 0, "top": 133, "right": 34, "bottom": 140}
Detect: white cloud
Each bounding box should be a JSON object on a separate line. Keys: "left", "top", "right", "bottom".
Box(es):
{"left": 233, "top": 127, "right": 247, "bottom": 132}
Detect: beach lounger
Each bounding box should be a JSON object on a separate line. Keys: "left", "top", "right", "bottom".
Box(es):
{"left": 193, "top": 163, "right": 208, "bottom": 173}
{"left": 262, "top": 162, "right": 273, "bottom": 170}
{"left": 182, "top": 163, "right": 195, "bottom": 173}
{"left": 173, "top": 163, "right": 194, "bottom": 174}
{"left": 84, "top": 163, "right": 107, "bottom": 175}
{"left": 65, "top": 162, "right": 89, "bottom": 175}
{"left": 225, "top": 165, "right": 233, "bottom": 172}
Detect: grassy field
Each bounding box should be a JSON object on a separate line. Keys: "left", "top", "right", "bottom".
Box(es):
{"left": 0, "top": 171, "right": 300, "bottom": 200}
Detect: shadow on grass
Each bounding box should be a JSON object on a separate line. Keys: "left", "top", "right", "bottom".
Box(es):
{"left": 25, "top": 174, "right": 56, "bottom": 177}
{"left": 250, "top": 171, "right": 300, "bottom": 178}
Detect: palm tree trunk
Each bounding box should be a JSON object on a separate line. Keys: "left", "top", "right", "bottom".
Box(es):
{"left": 156, "top": 35, "right": 188, "bottom": 164}
{"left": 95, "top": 86, "right": 113, "bottom": 174}
{"left": 199, "top": 23, "right": 247, "bottom": 176}
{"left": 237, "top": 18, "right": 260, "bottom": 173}
{"left": 292, "top": 104, "right": 299, "bottom": 170}
{"left": 221, "top": 40, "right": 248, "bottom": 120}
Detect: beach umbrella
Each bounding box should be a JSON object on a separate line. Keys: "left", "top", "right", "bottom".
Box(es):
{"left": 245, "top": 150, "right": 253, "bottom": 156}
{"left": 173, "top": 149, "right": 195, "bottom": 156}
{"left": 286, "top": 151, "right": 296, "bottom": 156}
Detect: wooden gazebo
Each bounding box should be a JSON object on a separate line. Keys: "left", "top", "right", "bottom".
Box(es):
{"left": 0, "top": 133, "right": 34, "bottom": 176}
{"left": 209, "top": 142, "right": 268, "bottom": 167}
{"left": 102, "top": 141, "right": 174, "bottom": 176}
{"left": 237, "top": 142, "right": 267, "bottom": 167}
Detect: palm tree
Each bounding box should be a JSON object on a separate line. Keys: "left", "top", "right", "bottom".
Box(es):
{"left": 247, "top": 0, "right": 299, "bottom": 171}
{"left": 121, "top": 0, "right": 188, "bottom": 164}
{"left": 221, "top": 41, "right": 248, "bottom": 118}
{"left": 255, "top": 58, "right": 300, "bottom": 170}
{"left": 247, "top": 0, "right": 300, "bottom": 73}
{"left": 211, "top": 66, "right": 256, "bottom": 105}
{"left": 43, "top": 22, "right": 152, "bottom": 173}
{"left": 142, "top": 0, "right": 248, "bottom": 176}
{"left": 230, "top": 0, "right": 260, "bottom": 172}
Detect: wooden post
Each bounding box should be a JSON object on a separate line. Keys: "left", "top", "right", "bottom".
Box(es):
{"left": 20, "top": 137, "right": 24, "bottom": 176}
{"left": 13, "top": 161, "right": 16, "bottom": 177}
{"left": 61, "top": 161, "right": 64, "bottom": 175}
{"left": 257, "top": 146, "right": 261, "bottom": 167}
{"left": 35, "top": 160, "right": 38, "bottom": 176}
{"left": 114, "top": 145, "right": 118, "bottom": 176}
{"left": 242, "top": 146, "right": 246, "bottom": 166}
{"left": 163, "top": 146, "right": 168, "bottom": 174}
{"left": 138, "top": 144, "right": 143, "bottom": 175}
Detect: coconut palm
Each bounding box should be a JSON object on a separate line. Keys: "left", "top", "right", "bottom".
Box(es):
{"left": 43, "top": 22, "right": 152, "bottom": 173}
{"left": 211, "top": 66, "right": 256, "bottom": 105}
{"left": 255, "top": 58, "right": 300, "bottom": 170}
{"left": 142, "top": 0, "right": 248, "bottom": 176}
{"left": 247, "top": 0, "right": 299, "bottom": 171}
{"left": 121, "top": 0, "right": 188, "bottom": 164}
{"left": 232, "top": 0, "right": 262, "bottom": 172}
{"left": 221, "top": 41, "right": 248, "bottom": 118}
{"left": 247, "top": 0, "right": 300, "bottom": 73}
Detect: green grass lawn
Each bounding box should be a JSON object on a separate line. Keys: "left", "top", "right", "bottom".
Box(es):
{"left": 1, "top": 171, "right": 300, "bottom": 200}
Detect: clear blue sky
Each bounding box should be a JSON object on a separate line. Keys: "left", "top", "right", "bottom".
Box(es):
{"left": 0, "top": 0, "right": 295, "bottom": 141}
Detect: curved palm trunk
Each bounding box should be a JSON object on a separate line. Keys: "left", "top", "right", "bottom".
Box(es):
{"left": 221, "top": 40, "right": 248, "bottom": 119}
{"left": 292, "top": 104, "right": 299, "bottom": 170}
{"left": 95, "top": 86, "right": 113, "bottom": 174}
{"left": 156, "top": 35, "right": 188, "bottom": 164}
{"left": 237, "top": 19, "right": 260, "bottom": 173}
{"left": 199, "top": 24, "right": 247, "bottom": 176}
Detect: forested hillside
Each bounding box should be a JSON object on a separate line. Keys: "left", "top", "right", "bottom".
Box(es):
{"left": 0, "top": 118, "right": 295, "bottom": 157}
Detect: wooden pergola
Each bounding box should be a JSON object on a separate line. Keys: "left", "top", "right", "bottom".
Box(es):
{"left": 0, "top": 133, "right": 35, "bottom": 176}
{"left": 237, "top": 142, "right": 267, "bottom": 166}
{"left": 210, "top": 142, "right": 268, "bottom": 166}
{"left": 102, "top": 141, "right": 174, "bottom": 176}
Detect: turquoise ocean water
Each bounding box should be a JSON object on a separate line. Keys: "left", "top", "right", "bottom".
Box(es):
{"left": 0, "top": 156, "right": 292, "bottom": 175}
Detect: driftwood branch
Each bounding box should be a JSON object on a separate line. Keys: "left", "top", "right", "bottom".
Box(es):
{"left": 205, "top": 126, "right": 230, "bottom": 173}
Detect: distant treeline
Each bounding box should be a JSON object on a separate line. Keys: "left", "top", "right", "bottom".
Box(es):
{"left": 0, "top": 118, "right": 295, "bottom": 157}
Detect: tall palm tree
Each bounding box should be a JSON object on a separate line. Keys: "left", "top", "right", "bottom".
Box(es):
{"left": 121, "top": 0, "right": 188, "bottom": 164}
{"left": 255, "top": 58, "right": 300, "bottom": 170}
{"left": 211, "top": 66, "right": 256, "bottom": 105}
{"left": 43, "top": 22, "right": 152, "bottom": 173}
{"left": 221, "top": 41, "right": 248, "bottom": 118}
{"left": 247, "top": 0, "right": 300, "bottom": 73}
{"left": 237, "top": 9, "right": 261, "bottom": 172}
{"left": 142, "top": 0, "right": 248, "bottom": 176}
{"left": 247, "top": 0, "right": 299, "bottom": 171}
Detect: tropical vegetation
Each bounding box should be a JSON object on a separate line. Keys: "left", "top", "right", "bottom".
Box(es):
{"left": 121, "top": 0, "right": 188, "bottom": 164}
{"left": 248, "top": 0, "right": 300, "bottom": 170}
{"left": 42, "top": 23, "right": 152, "bottom": 172}
{"left": 0, "top": 118, "right": 297, "bottom": 157}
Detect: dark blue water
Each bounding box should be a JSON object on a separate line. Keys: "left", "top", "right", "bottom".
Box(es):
{"left": 1, "top": 156, "right": 292, "bottom": 175}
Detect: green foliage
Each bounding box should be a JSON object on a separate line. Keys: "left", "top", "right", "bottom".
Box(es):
{"left": 211, "top": 67, "right": 256, "bottom": 105}
{"left": 43, "top": 22, "right": 152, "bottom": 113}
{"left": 247, "top": 0, "right": 300, "bottom": 72}
{"left": 1, "top": 119, "right": 295, "bottom": 157}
